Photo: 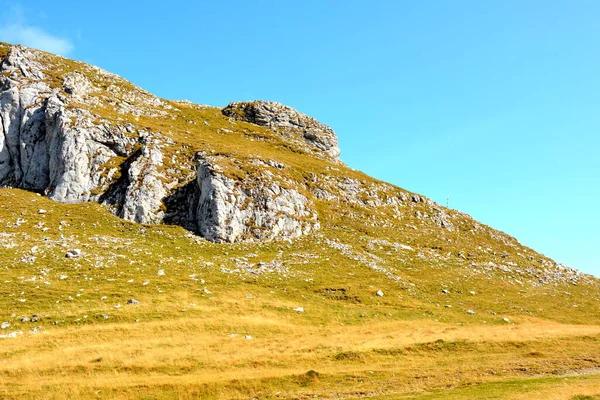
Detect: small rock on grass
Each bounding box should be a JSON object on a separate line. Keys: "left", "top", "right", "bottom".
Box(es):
{"left": 65, "top": 249, "right": 82, "bottom": 258}
{"left": 376, "top": 290, "right": 384, "bottom": 297}
{"left": 127, "top": 299, "right": 140, "bottom": 305}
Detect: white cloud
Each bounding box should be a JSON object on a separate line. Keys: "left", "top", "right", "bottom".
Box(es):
{"left": 0, "top": 21, "right": 74, "bottom": 56}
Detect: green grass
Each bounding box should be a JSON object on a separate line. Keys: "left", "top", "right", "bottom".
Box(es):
{"left": 367, "top": 374, "right": 600, "bottom": 399}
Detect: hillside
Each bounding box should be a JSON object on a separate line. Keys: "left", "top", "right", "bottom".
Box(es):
{"left": 1, "top": 43, "right": 599, "bottom": 399}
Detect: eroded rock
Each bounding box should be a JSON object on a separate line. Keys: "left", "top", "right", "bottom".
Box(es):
{"left": 194, "top": 156, "right": 319, "bottom": 243}
{"left": 222, "top": 100, "right": 340, "bottom": 158}
{"left": 0, "top": 45, "right": 321, "bottom": 243}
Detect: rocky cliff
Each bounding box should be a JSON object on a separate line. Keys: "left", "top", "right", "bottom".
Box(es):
{"left": 0, "top": 44, "right": 321, "bottom": 242}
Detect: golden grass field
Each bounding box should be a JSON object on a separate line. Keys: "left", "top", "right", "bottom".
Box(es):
{"left": 2, "top": 311, "right": 600, "bottom": 398}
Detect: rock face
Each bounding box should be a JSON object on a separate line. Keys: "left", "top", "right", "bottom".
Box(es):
{"left": 194, "top": 156, "right": 319, "bottom": 242}
{"left": 222, "top": 101, "right": 341, "bottom": 158}
{"left": 0, "top": 44, "right": 322, "bottom": 242}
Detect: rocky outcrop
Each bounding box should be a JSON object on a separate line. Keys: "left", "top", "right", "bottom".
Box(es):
{"left": 0, "top": 44, "right": 321, "bottom": 242}
{"left": 222, "top": 100, "right": 341, "bottom": 158}
{"left": 195, "top": 156, "right": 319, "bottom": 242}
{"left": 0, "top": 47, "right": 142, "bottom": 206}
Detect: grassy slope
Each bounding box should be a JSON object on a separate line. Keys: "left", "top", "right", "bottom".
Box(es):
{"left": 0, "top": 42, "right": 599, "bottom": 399}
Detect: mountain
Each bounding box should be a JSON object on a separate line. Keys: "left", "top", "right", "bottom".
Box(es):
{"left": 1, "top": 43, "right": 599, "bottom": 399}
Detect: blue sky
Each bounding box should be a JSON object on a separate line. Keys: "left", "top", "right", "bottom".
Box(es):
{"left": 1, "top": 1, "right": 599, "bottom": 276}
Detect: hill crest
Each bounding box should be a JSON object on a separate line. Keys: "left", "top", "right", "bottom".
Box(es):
{"left": 0, "top": 42, "right": 594, "bottom": 288}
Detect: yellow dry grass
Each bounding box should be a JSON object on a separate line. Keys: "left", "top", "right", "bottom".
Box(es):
{"left": 2, "top": 312, "right": 600, "bottom": 399}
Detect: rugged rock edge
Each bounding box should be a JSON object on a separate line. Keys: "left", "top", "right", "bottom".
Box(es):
{"left": 0, "top": 44, "right": 321, "bottom": 242}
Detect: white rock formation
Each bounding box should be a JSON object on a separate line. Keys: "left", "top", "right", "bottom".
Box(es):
{"left": 222, "top": 100, "right": 341, "bottom": 158}
{"left": 195, "top": 156, "right": 319, "bottom": 242}
{"left": 0, "top": 44, "right": 322, "bottom": 242}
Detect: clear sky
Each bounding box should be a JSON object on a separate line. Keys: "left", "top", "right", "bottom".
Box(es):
{"left": 1, "top": 1, "right": 599, "bottom": 276}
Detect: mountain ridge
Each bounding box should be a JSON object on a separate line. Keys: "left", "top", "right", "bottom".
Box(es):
{"left": 0, "top": 42, "right": 594, "bottom": 282}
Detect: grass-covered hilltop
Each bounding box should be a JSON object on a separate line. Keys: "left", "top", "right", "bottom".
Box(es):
{"left": 1, "top": 42, "right": 599, "bottom": 399}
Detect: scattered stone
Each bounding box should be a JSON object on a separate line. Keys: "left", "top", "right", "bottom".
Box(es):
{"left": 469, "top": 291, "right": 476, "bottom": 295}
{"left": 376, "top": 290, "right": 384, "bottom": 297}
{"left": 244, "top": 335, "right": 253, "bottom": 340}
{"left": 1, "top": 322, "right": 10, "bottom": 329}
{"left": 466, "top": 309, "right": 476, "bottom": 315}
{"left": 0, "top": 331, "right": 23, "bottom": 339}
{"left": 293, "top": 307, "right": 304, "bottom": 313}
{"left": 157, "top": 269, "right": 165, "bottom": 276}
{"left": 502, "top": 317, "right": 510, "bottom": 323}
{"left": 127, "top": 299, "right": 140, "bottom": 305}
{"left": 442, "top": 289, "right": 450, "bottom": 294}
{"left": 65, "top": 249, "right": 81, "bottom": 258}
{"left": 37, "top": 209, "right": 47, "bottom": 214}
{"left": 21, "top": 317, "right": 30, "bottom": 323}
{"left": 245, "top": 294, "right": 253, "bottom": 299}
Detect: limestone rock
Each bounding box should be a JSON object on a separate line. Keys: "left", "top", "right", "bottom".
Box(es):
{"left": 0, "top": 44, "right": 322, "bottom": 243}
{"left": 222, "top": 100, "right": 340, "bottom": 158}
{"left": 118, "top": 142, "right": 167, "bottom": 224}
{"left": 194, "top": 155, "right": 319, "bottom": 243}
